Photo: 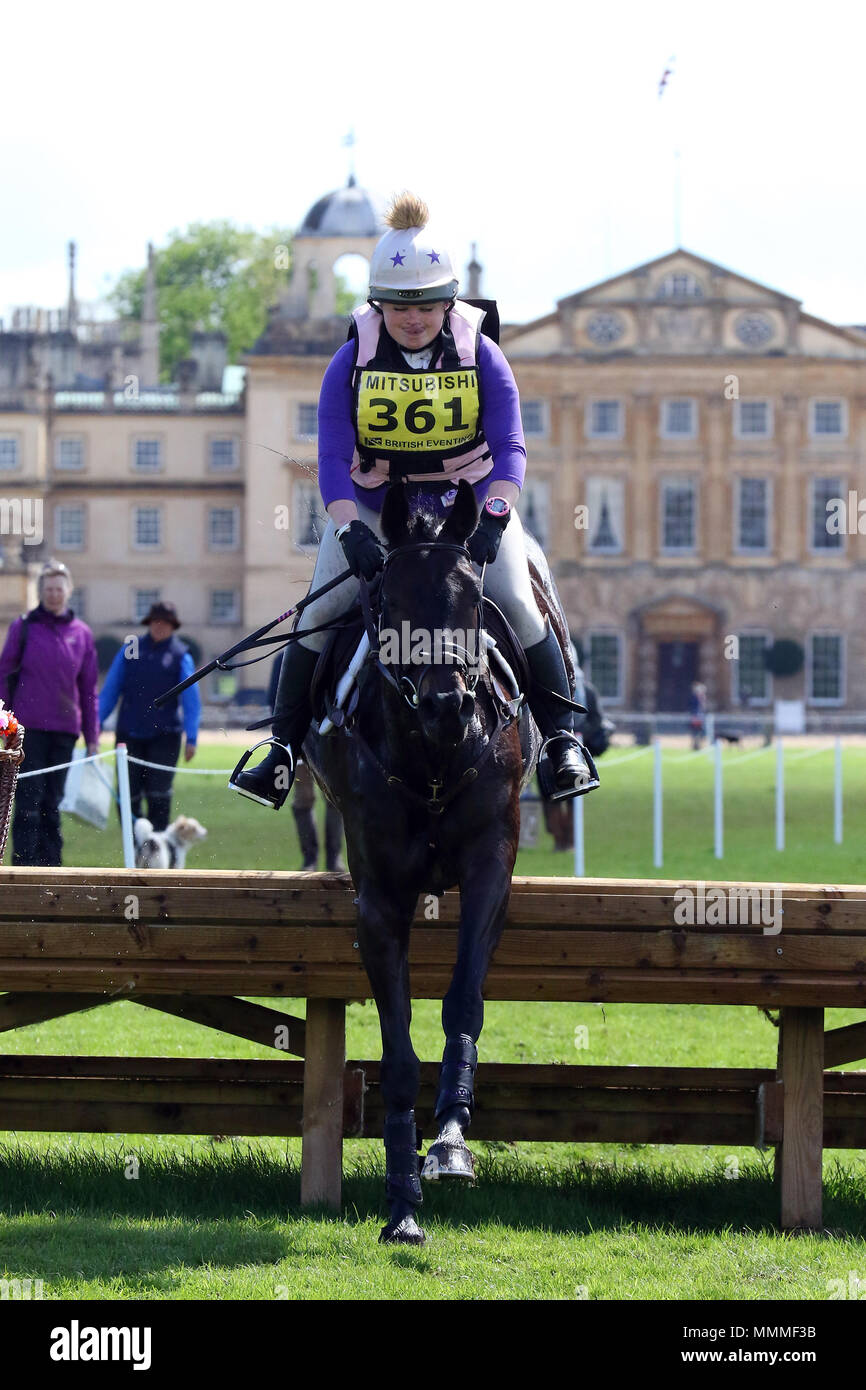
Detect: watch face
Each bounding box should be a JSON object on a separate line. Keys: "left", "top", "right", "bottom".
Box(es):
{"left": 487, "top": 498, "right": 509, "bottom": 516}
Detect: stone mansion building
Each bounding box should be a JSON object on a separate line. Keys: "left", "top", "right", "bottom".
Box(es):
{"left": 1, "top": 181, "right": 865, "bottom": 717}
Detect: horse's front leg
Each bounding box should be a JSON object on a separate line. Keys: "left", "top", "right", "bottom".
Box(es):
{"left": 355, "top": 877, "right": 425, "bottom": 1244}
{"left": 422, "top": 840, "right": 514, "bottom": 1181}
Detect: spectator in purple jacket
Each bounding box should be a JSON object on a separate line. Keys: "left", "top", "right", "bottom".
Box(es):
{"left": 0, "top": 559, "right": 99, "bottom": 865}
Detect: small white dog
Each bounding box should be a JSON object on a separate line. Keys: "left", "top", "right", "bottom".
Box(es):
{"left": 134, "top": 815, "right": 208, "bottom": 869}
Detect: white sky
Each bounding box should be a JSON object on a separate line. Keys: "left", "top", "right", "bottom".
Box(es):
{"left": 3, "top": 0, "right": 865, "bottom": 331}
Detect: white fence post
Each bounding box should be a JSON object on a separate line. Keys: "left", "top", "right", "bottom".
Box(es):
{"left": 115, "top": 743, "right": 136, "bottom": 869}
{"left": 775, "top": 737, "right": 785, "bottom": 852}
{"left": 653, "top": 737, "right": 663, "bottom": 869}
{"left": 834, "top": 736, "right": 843, "bottom": 845}
{"left": 713, "top": 739, "right": 723, "bottom": 859}
{"left": 573, "top": 794, "right": 585, "bottom": 878}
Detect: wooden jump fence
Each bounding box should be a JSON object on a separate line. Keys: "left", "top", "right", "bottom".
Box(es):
{"left": 1, "top": 868, "right": 865, "bottom": 1230}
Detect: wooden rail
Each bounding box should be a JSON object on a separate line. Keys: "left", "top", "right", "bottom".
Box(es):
{"left": 1, "top": 869, "right": 865, "bottom": 1230}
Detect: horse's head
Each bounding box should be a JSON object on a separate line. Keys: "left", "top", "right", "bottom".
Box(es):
{"left": 378, "top": 480, "right": 482, "bottom": 748}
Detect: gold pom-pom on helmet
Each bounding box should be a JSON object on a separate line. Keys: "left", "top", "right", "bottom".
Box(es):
{"left": 369, "top": 191, "right": 458, "bottom": 303}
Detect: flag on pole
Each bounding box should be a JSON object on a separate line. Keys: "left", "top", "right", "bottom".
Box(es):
{"left": 658, "top": 56, "right": 675, "bottom": 98}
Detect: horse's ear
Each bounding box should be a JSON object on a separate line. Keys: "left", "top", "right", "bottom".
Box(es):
{"left": 380, "top": 483, "right": 410, "bottom": 546}
{"left": 440, "top": 480, "right": 479, "bottom": 546}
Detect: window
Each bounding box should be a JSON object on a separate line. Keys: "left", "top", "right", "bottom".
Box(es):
{"left": 585, "top": 476, "right": 625, "bottom": 554}
{"left": 69, "top": 587, "right": 86, "bottom": 619}
{"left": 132, "top": 438, "right": 163, "bottom": 472}
{"left": 587, "top": 632, "right": 623, "bottom": 702}
{"left": 660, "top": 399, "right": 697, "bottom": 439}
{"left": 735, "top": 477, "right": 772, "bottom": 554}
{"left": 210, "top": 589, "right": 240, "bottom": 624}
{"left": 520, "top": 400, "right": 547, "bottom": 437}
{"left": 810, "top": 476, "right": 844, "bottom": 552}
{"left": 656, "top": 272, "right": 703, "bottom": 300}
{"left": 208, "top": 437, "right": 239, "bottom": 471}
{"left": 134, "top": 588, "right": 161, "bottom": 622}
{"left": 660, "top": 477, "right": 697, "bottom": 553}
{"left": 809, "top": 399, "right": 846, "bottom": 439}
{"left": 297, "top": 403, "right": 318, "bottom": 440}
{"left": 521, "top": 479, "right": 551, "bottom": 550}
{"left": 293, "top": 482, "right": 328, "bottom": 548}
{"left": 133, "top": 507, "right": 161, "bottom": 549}
{"left": 0, "top": 436, "right": 20, "bottom": 470}
{"left": 208, "top": 507, "right": 239, "bottom": 550}
{"left": 808, "top": 633, "right": 844, "bottom": 704}
{"left": 735, "top": 400, "right": 773, "bottom": 439}
{"left": 733, "top": 633, "right": 769, "bottom": 704}
{"left": 55, "top": 505, "right": 85, "bottom": 550}
{"left": 55, "top": 436, "right": 85, "bottom": 470}
{"left": 586, "top": 399, "right": 623, "bottom": 439}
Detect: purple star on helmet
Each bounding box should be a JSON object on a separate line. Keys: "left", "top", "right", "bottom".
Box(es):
{"left": 428, "top": 250, "right": 441, "bottom": 263}
{"left": 390, "top": 251, "right": 405, "bottom": 266}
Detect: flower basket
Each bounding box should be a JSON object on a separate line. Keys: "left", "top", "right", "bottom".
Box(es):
{"left": 0, "top": 722, "right": 24, "bottom": 864}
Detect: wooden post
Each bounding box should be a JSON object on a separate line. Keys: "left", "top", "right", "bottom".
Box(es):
{"left": 776, "top": 1007, "right": 824, "bottom": 1230}
{"left": 301, "top": 999, "right": 346, "bottom": 1211}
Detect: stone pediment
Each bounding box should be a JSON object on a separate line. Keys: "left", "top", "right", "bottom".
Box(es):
{"left": 502, "top": 249, "right": 866, "bottom": 360}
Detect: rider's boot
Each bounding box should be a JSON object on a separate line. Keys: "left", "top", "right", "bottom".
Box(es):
{"left": 526, "top": 619, "right": 600, "bottom": 802}
{"left": 229, "top": 641, "right": 320, "bottom": 810}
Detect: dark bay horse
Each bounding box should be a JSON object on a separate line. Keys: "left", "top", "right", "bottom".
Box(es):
{"left": 303, "top": 479, "right": 571, "bottom": 1244}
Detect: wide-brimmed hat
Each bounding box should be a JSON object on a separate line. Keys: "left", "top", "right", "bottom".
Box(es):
{"left": 142, "top": 601, "right": 181, "bottom": 629}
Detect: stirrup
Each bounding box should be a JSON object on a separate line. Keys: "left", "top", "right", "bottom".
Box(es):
{"left": 228, "top": 737, "right": 294, "bottom": 810}
{"left": 537, "top": 734, "right": 600, "bottom": 802}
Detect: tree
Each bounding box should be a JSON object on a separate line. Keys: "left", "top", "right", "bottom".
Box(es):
{"left": 109, "top": 222, "right": 294, "bottom": 381}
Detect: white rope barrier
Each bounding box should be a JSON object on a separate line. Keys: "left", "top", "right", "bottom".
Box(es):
{"left": 17, "top": 750, "right": 116, "bottom": 779}
{"left": 127, "top": 756, "right": 231, "bottom": 775}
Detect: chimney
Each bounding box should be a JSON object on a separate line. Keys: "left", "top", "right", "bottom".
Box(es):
{"left": 140, "top": 242, "right": 160, "bottom": 385}
{"left": 67, "top": 241, "right": 78, "bottom": 332}
{"left": 466, "top": 243, "right": 483, "bottom": 299}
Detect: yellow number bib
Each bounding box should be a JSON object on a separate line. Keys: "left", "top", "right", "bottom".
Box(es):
{"left": 354, "top": 368, "right": 480, "bottom": 454}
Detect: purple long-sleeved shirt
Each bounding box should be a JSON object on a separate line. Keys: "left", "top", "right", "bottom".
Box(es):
{"left": 317, "top": 333, "right": 527, "bottom": 511}
{"left": 0, "top": 606, "right": 99, "bottom": 744}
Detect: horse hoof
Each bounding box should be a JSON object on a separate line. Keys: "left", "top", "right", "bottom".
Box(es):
{"left": 379, "top": 1215, "right": 426, "bottom": 1246}
{"left": 421, "top": 1141, "right": 476, "bottom": 1181}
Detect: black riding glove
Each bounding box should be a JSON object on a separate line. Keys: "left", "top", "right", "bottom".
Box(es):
{"left": 467, "top": 509, "right": 510, "bottom": 566}
{"left": 338, "top": 520, "right": 386, "bottom": 581}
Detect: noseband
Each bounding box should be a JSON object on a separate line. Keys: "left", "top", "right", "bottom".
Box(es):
{"left": 374, "top": 541, "right": 484, "bottom": 711}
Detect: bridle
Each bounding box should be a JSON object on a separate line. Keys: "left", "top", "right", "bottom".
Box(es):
{"left": 349, "top": 538, "right": 515, "bottom": 818}
{"left": 370, "top": 541, "right": 485, "bottom": 711}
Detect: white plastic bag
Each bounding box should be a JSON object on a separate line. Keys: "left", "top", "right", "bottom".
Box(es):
{"left": 59, "top": 750, "right": 113, "bottom": 831}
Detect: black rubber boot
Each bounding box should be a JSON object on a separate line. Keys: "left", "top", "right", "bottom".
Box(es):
{"left": 434, "top": 1034, "right": 478, "bottom": 1119}
{"left": 526, "top": 620, "right": 600, "bottom": 801}
{"left": 379, "top": 1110, "right": 425, "bottom": 1245}
{"left": 230, "top": 641, "right": 320, "bottom": 810}
{"left": 292, "top": 804, "right": 319, "bottom": 870}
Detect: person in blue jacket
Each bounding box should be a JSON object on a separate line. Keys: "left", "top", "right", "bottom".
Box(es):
{"left": 99, "top": 601, "right": 201, "bottom": 830}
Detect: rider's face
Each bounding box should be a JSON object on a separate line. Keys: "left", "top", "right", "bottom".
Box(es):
{"left": 381, "top": 301, "right": 448, "bottom": 350}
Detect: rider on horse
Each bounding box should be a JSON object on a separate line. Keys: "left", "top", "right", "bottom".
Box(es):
{"left": 234, "top": 193, "right": 595, "bottom": 809}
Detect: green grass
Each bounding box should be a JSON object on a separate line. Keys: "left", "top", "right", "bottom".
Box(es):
{"left": 3, "top": 737, "right": 866, "bottom": 1299}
